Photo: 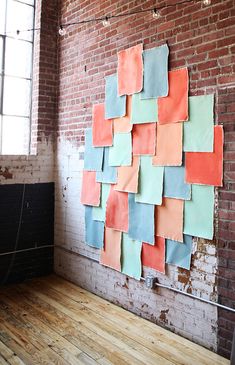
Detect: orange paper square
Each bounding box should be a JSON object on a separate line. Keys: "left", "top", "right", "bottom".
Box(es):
{"left": 81, "top": 171, "right": 101, "bottom": 206}
{"left": 113, "top": 96, "right": 133, "bottom": 133}
{"left": 142, "top": 236, "right": 165, "bottom": 273}
{"left": 106, "top": 185, "right": 129, "bottom": 232}
{"left": 185, "top": 125, "right": 223, "bottom": 187}
{"left": 100, "top": 228, "right": 121, "bottom": 271}
{"left": 153, "top": 123, "right": 183, "bottom": 166}
{"left": 132, "top": 123, "right": 156, "bottom": 155}
{"left": 118, "top": 44, "right": 143, "bottom": 96}
{"left": 92, "top": 103, "right": 113, "bottom": 147}
{"left": 155, "top": 198, "right": 184, "bottom": 242}
{"left": 158, "top": 68, "right": 188, "bottom": 124}
{"left": 114, "top": 156, "right": 140, "bottom": 193}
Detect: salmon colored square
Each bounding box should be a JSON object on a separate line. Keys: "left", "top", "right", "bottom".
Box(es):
{"left": 114, "top": 156, "right": 140, "bottom": 193}
{"left": 153, "top": 123, "right": 183, "bottom": 166}
{"left": 92, "top": 103, "right": 113, "bottom": 147}
{"left": 142, "top": 236, "right": 165, "bottom": 273}
{"left": 185, "top": 125, "right": 223, "bottom": 187}
{"left": 113, "top": 96, "right": 133, "bottom": 133}
{"left": 81, "top": 171, "right": 101, "bottom": 206}
{"left": 100, "top": 228, "right": 121, "bottom": 271}
{"left": 158, "top": 68, "right": 188, "bottom": 124}
{"left": 155, "top": 198, "right": 184, "bottom": 242}
{"left": 132, "top": 123, "right": 156, "bottom": 155}
{"left": 118, "top": 44, "right": 143, "bottom": 96}
{"left": 106, "top": 185, "right": 129, "bottom": 232}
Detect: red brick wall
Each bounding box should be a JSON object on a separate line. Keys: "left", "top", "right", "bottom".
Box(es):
{"left": 217, "top": 86, "right": 235, "bottom": 358}
{"left": 56, "top": 0, "right": 235, "bottom": 358}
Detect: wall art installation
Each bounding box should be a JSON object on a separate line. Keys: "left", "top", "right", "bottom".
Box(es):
{"left": 81, "top": 43, "right": 224, "bottom": 280}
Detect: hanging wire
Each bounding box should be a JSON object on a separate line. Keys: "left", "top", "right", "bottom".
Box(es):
{"left": 1, "top": 0, "right": 211, "bottom": 37}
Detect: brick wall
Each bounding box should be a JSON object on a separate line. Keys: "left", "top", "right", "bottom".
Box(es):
{"left": 54, "top": 0, "right": 235, "bottom": 358}
{"left": 0, "top": 0, "right": 58, "bottom": 284}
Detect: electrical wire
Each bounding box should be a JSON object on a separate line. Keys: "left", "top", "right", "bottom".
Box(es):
{"left": 1, "top": 0, "right": 209, "bottom": 36}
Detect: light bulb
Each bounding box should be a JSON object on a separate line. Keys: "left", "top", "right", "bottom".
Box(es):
{"left": 202, "top": 0, "right": 211, "bottom": 5}
{"left": 102, "top": 17, "right": 110, "bottom": 27}
{"left": 58, "top": 25, "right": 66, "bottom": 36}
{"left": 152, "top": 8, "right": 161, "bottom": 19}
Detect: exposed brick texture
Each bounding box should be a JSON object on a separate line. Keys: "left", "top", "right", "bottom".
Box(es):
{"left": 55, "top": 0, "right": 235, "bottom": 359}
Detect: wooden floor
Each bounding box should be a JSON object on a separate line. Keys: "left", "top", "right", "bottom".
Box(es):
{"left": 0, "top": 275, "right": 229, "bottom": 365}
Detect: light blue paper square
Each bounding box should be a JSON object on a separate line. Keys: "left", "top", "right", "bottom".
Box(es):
{"left": 131, "top": 92, "right": 158, "bottom": 124}
{"left": 105, "top": 74, "right": 126, "bottom": 119}
{"left": 121, "top": 233, "right": 142, "bottom": 280}
{"left": 96, "top": 147, "right": 117, "bottom": 183}
{"left": 128, "top": 193, "right": 155, "bottom": 245}
{"left": 85, "top": 205, "right": 104, "bottom": 248}
{"left": 164, "top": 165, "right": 191, "bottom": 200}
{"left": 84, "top": 128, "right": 104, "bottom": 171}
{"left": 166, "top": 235, "right": 192, "bottom": 270}
{"left": 141, "top": 44, "right": 169, "bottom": 99}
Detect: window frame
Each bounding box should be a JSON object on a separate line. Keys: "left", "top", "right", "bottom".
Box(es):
{"left": 0, "top": 0, "right": 36, "bottom": 155}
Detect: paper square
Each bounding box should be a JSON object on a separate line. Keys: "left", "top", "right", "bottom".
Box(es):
{"left": 84, "top": 128, "right": 104, "bottom": 171}
{"left": 96, "top": 147, "right": 117, "bottom": 184}
{"left": 100, "top": 228, "right": 121, "bottom": 271}
{"left": 141, "top": 44, "right": 169, "bottom": 99}
{"left": 185, "top": 125, "right": 223, "bottom": 186}
{"left": 106, "top": 185, "right": 129, "bottom": 232}
{"left": 166, "top": 235, "right": 192, "bottom": 270}
{"left": 118, "top": 44, "right": 143, "bottom": 96}
{"left": 164, "top": 165, "right": 191, "bottom": 200}
{"left": 132, "top": 123, "right": 156, "bottom": 156}
{"left": 131, "top": 92, "right": 158, "bottom": 124}
{"left": 113, "top": 96, "right": 133, "bottom": 134}
{"left": 158, "top": 68, "right": 188, "bottom": 124}
{"left": 92, "top": 103, "right": 113, "bottom": 147}
{"left": 93, "top": 183, "right": 111, "bottom": 221}
{"left": 128, "top": 193, "right": 155, "bottom": 244}
{"left": 121, "top": 233, "right": 142, "bottom": 280}
{"left": 184, "top": 184, "right": 214, "bottom": 240}
{"left": 135, "top": 156, "right": 164, "bottom": 205}
{"left": 142, "top": 236, "right": 165, "bottom": 273}
{"left": 153, "top": 123, "right": 183, "bottom": 166}
{"left": 155, "top": 197, "right": 184, "bottom": 242}
{"left": 81, "top": 171, "right": 101, "bottom": 206}
{"left": 114, "top": 156, "right": 140, "bottom": 193}
{"left": 85, "top": 206, "right": 104, "bottom": 248}
{"left": 183, "top": 94, "right": 214, "bottom": 152}
{"left": 105, "top": 74, "right": 126, "bottom": 119}
{"left": 109, "top": 133, "right": 132, "bottom": 166}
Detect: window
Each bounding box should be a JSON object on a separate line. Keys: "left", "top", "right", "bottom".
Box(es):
{"left": 0, "top": 0, "right": 35, "bottom": 155}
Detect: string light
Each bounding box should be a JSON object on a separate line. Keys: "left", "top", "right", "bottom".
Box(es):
{"left": 102, "top": 16, "right": 110, "bottom": 27}
{"left": 3, "top": 0, "right": 213, "bottom": 37}
{"left": 58, "top": 25, "right": 66, "bottom": 36}
{"left": 152, "top": 8, "right": 161, "bottom": 19}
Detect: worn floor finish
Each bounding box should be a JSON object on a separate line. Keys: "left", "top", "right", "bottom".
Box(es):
{"left": 0, "top": 275, "right": 229, "bottom": 365}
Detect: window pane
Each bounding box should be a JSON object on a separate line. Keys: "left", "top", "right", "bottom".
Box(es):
{"left": 5, "top": 38, "right": 32, "bottom": 78}
{"left": 6, "top": 0, "right": 34, "bottom": 42}
{"left": 3, "top": 76, "right": 31, "bottom": 116}
{"left": 0, "top": 0, "right": 6, "bottom": 34}
{"left": 2, "top": 116, "right": 29, "bottom": 154}
{"left": 0, "top": 36, "right": 3, "bottom": 73}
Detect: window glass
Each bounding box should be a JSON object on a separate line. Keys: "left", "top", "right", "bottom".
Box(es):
{"left": 3, "top": 76, "right": 31, "bottom": 117}
{"left": 5, "top": 38, "right": 32, "bottom": 78}
{"left": 0, "top": 0, "right": 6, "bottom": 34}
{"left": 0, "top": 37, "right": 3, "bottom": 73}
{"left": 2, "top": 116, "right": 30, "bottom": 154}
{"left": 6, "top": 0, "right": 34, "bottom": 41}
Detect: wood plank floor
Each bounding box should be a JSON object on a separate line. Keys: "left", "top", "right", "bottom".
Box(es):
{"left": 0, "top": 275, "right": 229, "bottom": 365}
